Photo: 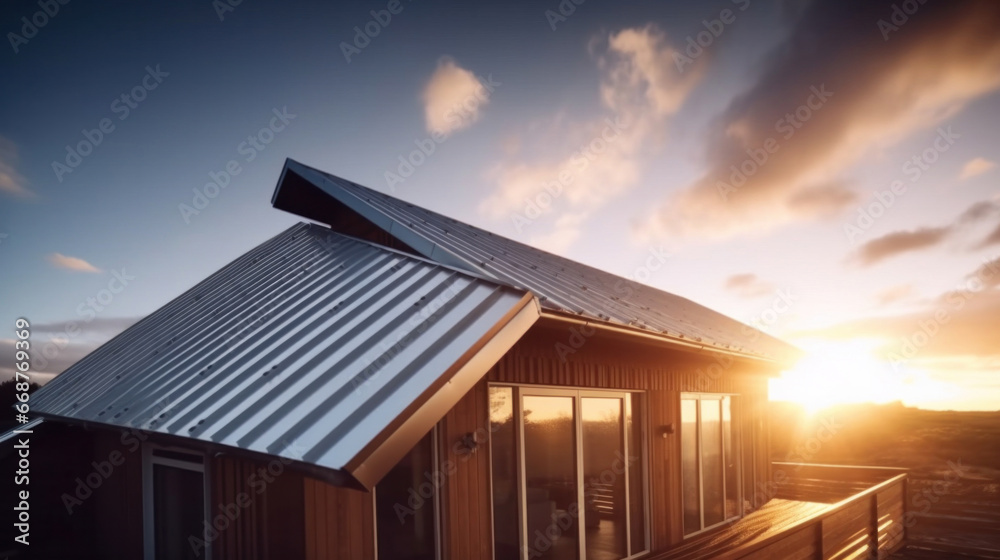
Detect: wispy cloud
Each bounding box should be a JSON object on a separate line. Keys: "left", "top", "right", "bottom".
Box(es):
{"left": 724, "top": 273, "right": 775, "bottom": 298}
{"left": 851, "top": 227, "right": 951, "bottom": 266}
{"left": 48, "top": 253, "right": 102, "bottom": 273}
{"left": 422, "top": 58, "right": 491, "bottom": 136}
{"left": 849, "top": 199, "right": 1000, "bottom": 265}
{"left": 959, "top": 157, "right": 996, "bottom": 179}
{"left": 480, "top": 24, "right": 706, "bottom": 250}
{"left": 803, "top": 267, "right": 1000, "bottom": 364}
{"left": 876, "top": 284, "right": 915, "bottom": 306}
{"left": 638, "top": 0, "right": 1000, "bottom": 241}
{"left": 0, "top": 136, "right": 32, "bottom": 198}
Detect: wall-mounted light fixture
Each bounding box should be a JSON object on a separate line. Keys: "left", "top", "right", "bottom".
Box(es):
{"left": 460, "top": 432, "right": 480, "bottom": 453}
{"left": 660, "top": 423, "right": 676, "bottom": 438}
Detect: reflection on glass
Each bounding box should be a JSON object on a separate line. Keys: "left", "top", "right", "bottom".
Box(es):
{"left": 523, "top": 395, "right": 578, "bottom": 560}
{"left": 582, "top": 397, "right": 626, "bottom": 559}
{"left": 491, "top": 387, "right": 519, "bottom": 560}
{"left": 626, "top": 394, "right": 646, "bottom": 554}
{"left": 681, "top": 399, "right": 700, "bottom": 535}
{"left": 376, "top": 432, "right": 436, "bottom": 560}
{"left": 701, "top": 399, "right": 724, "bottom": 528}
{"left": 723, "top": 396, "right": 739, "bottom": 520}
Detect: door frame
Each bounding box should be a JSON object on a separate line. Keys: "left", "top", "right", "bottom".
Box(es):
{"left": 493, "top": 384, "right": 649, "bottom": 560}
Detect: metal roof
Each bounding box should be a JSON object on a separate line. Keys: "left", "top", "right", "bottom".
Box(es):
{"left": 274, "top": 160, "right": 799, "bottom": 363}
{"left": 31, "top": 223, "right": 537, "bottom": 488}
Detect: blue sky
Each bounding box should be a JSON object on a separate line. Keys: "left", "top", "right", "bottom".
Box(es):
{"left": 2, "top": 0, "right": 999, "bottom": 410}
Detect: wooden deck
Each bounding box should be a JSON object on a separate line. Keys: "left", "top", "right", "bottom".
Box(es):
{"left": 649, "top": 499, "right": 832, "bottom": 560}
{"left": 650, "top": 463, "right": 909, "bottom": 560}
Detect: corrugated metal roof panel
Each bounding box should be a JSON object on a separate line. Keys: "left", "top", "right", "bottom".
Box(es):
{"left": 279, "top": 160, "right": 799, "bottom": 363}
{"left": 31, "top": 223, "right": 536, "bottom": 487}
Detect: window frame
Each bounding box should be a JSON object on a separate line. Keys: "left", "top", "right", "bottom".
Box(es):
{"left": 489, "top": 383, "right": 650, "bottom": 560}
{"left": 679, "top": 392, "right": 744, "bottom": 538}
{"left": 142, "top": 443, "right": 211, "bottom": 560}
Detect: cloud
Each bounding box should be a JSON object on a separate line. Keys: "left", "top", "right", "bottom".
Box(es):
{"left": 422, "top": 58, "right": 491, "bottom": 136}
{"left": 959, "top": 157, "right": 996, "bottom": 179}
{"left": 0, "top": 316, "right": 140, "bottom": 384}
{"left": 849, "top": 199, "right": 999, "bottom": 265}
{"left": 0, "top": 136, "right": 32, "bottom": 198}
{"left": 875, "top": 284, "right": 914, "bottom": 306}
{"left": 639, "top": 0, "right": 1000, "bottom": 241}
{"left": 48, "top": 253, "right": 102, "bottom": 273}
{"left": 802, "top": 259, "right": 1000, "bottom": 363}
{"left": 851, "top": 227, "right": 951, "bottom": 266}
{"left": 979, "top": 223, "right": 1000, "bottom": 248}
{"left": 724, "top": 273, "right": 775, "bottom": 298}
{"left": 599, "top": 25, "right": 707, "bottom": 118}
{"left": 480, "top": 25, "right": 705, "bottom": 250}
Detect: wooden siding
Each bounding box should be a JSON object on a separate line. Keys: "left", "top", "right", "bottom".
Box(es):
{"left": 438, "top": 379, "right": 494, "bottom": 560}
{"left": 303, "top": 477, "right": 375, "bottom": 560}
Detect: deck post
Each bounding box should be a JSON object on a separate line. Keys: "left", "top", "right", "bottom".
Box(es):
{"left": 869, "top": 492, "right": 879, "bottom": 558}
{"left": 816, "top": 518, "right": 824, "bottom": 560}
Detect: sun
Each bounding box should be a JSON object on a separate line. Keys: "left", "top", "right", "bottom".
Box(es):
{"left": 769, "top": 338, "right": 947, "bottom": 413}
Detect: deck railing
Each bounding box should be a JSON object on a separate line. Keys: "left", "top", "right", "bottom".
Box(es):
{"left": 713, "top": 462, "right": 909, "bottom": 560}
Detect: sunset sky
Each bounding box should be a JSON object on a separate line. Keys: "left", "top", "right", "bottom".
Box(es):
{"left": 1, "top": 0, "right": 998, "bottom": 410}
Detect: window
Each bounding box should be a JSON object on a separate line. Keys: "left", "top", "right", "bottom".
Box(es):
{"left": 681, "top": 394, "right": 741, "bottom": 536}
{"left": 375, "top": 429, "right": 440, "bottom": 560}
{"left": 489, "top": 386, "right": 648, "bottom": 560}
{"left": 142, "top": 446, "right": 209, "bottom": 560}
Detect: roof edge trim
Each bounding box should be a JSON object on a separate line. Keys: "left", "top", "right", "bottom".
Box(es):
{"left": 346, "top": 292, "right": 540, "bottom": 489}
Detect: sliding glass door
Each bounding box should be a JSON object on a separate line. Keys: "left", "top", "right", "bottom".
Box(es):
{"left": 681, "top": 394, "right": 742, "bottom": 536}
{"left": 490, "top": 386, "right": 647, "bottom": 560}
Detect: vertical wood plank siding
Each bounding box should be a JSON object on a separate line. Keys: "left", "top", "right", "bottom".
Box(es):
{"left": 303, "top": 477, "right": 375, "bottom": 560}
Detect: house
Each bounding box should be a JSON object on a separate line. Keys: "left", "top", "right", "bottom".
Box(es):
{"left": 10, "top": 159, "right": 907, "bottom": 560}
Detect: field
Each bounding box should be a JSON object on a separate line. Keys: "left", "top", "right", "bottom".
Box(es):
{"left": 770, "top": 401, "right": 1000, "bottom": 559}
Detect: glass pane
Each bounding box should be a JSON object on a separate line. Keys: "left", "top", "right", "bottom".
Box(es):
{"left": 490, "top": 387, "right": 520, "bottom": 560}
{"left": 523, "top": 395, "right": 578, "bottom": 560}
{"left": 723, "top": 397, "right": 739, "bottom": 519}
{"left": 626, "top": 394, "right": 646, "bottom": 553}
{"left": 701, "top": 400, "right": 724, "bottom": 528}
{"left": 376, "top": 432, "right": 436, "bottom": 560}
{"left": 681, "top": 399, "right": 700, "bottom": 535}
{"left": 153, "top": 464, "right": 205, "bottom": 560}
{"left": 582, "top": 397, "right": 627, "bottom": 560}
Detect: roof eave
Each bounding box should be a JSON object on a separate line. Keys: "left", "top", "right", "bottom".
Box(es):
{"left": 538, "top": 310, "right": 802, "bottom": 372}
